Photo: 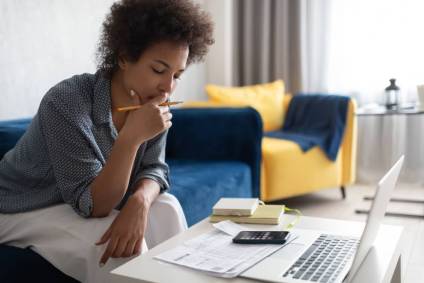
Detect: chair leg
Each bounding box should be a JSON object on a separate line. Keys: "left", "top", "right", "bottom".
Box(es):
{"left": 340, "top": 186, "right": 346, "bottom": 199}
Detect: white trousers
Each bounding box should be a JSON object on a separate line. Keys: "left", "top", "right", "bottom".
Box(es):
{"left": 0, "top": 192, "right": 187, "bottom": 283}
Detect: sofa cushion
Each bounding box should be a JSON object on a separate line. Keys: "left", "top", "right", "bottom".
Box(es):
{"left": 0, "top": 245, "right": 79, "bottom": 283}
{"left": 0, "top": 118, "right": 32, "bottom": 159}
{"left": 205, "top": 80, "right": 285, "bottom": 131}
{"left": 167, "top": 107, "right": 262, "bottom": 198}
{"left": 167, "top": 159, "right": 252, "bottom": 226}
{"left": 261, "top": 137, "right": 342, "bottom": 201}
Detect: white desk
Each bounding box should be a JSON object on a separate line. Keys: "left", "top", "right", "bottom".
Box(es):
{"left": 111, "top": 215, "right": 404, "bottom": 283}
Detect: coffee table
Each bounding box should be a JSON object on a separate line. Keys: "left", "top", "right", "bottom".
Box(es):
{"left": 111, "top": 215, "right": 404, "bottom": 283}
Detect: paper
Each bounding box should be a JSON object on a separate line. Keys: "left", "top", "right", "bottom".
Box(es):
{"left": 212, "top": 220, "right": 248, "bottom": 236}
{"left": 154, "top": 221, "right": 298, "bottom": 278}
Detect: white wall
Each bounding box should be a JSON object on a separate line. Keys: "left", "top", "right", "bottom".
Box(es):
{"left": 204, "top": 0, "right": 234, "bottom": 87}
{"left": 0, "top": 0, "right": 208, "bottom": 120}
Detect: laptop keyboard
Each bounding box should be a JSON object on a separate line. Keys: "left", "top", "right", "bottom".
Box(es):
{"left": 283, "top": 234, "right": 359, "bottom": 283}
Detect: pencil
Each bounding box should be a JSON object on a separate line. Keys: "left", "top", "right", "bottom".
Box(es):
{"left": 117, "top": 101, "right": 184, "bottom": 112}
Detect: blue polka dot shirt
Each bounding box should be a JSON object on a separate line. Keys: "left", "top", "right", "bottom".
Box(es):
{"left": 0, "top": 71, "right": 170, "bottom": 217}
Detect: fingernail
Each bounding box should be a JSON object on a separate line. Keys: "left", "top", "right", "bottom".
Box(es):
{"left": 99, "top": 262, "right": 105, "bottom": 268}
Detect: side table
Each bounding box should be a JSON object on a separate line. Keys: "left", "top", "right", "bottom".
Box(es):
{"left": 356, "top": 105, "right": 424, "bottom": 218}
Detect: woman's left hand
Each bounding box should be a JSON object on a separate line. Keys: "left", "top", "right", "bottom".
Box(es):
{"left": 96, "top": 194, "right": 149, "bottom": 266}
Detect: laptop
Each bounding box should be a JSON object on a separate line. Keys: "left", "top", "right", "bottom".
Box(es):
{"left": 241, "top": 156, "right": 404, "bottom": 283}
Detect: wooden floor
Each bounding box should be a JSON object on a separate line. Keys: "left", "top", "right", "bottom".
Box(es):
{"left": 271, "top": 183, "right": 424, "bottom": 283}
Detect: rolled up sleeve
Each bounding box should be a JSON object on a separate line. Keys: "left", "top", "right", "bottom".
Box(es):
{"left": 39, "top": 100, "right": 101, "bottom": 217}
{"left": 134, "top": 130, "right": 170, "bottom": 193}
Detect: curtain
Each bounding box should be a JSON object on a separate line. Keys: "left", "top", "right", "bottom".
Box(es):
{"left": 357, "top": 114, "right": 424, "bottom": 184}
{"left": 232, "top": 0, "right": 333, "bottom": 94}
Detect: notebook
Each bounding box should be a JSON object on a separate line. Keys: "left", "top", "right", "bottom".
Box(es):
{"left": 210, "top": 204, "right": 285, "bottom": 225}
{"left": 212, "top": 198, "right": 259, "bottom": 216}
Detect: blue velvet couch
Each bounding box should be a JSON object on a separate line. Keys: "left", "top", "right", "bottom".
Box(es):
{"left": 0, "top": 107, "right": 262, "bottom": 282}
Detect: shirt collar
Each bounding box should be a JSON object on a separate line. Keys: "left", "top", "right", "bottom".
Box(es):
{"left": 92, "top": 71, "right": 113, "bottom": 126}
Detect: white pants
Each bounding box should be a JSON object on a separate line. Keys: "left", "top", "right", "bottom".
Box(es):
{"left": 0, "top": 193, "right": 187, "bottom": 283}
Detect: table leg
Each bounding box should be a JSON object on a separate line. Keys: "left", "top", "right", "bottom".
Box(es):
{"left": 364, "top": 196, "right": 424, "bottom": 204}
{"left": 355, "top": 196, "right": 424, "bottom": 218}
{"left": 355, "top": 209, "right": 424, "bottom": 218}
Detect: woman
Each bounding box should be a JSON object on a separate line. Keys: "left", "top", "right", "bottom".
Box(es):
{"left": 0, "top": 0, "right": 214, "bottom": 282}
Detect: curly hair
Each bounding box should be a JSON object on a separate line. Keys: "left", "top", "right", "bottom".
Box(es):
{"left": 97, "top": 0, "right": 214, "bottom": 77}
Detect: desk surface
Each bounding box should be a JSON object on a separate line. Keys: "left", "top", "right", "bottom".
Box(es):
{"left": 111, "top": 215, "right": 404, "bottom": 283}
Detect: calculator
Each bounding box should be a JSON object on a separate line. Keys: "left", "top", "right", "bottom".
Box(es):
{"left": 232, "top": 231, "right": 289, "bottom": 244}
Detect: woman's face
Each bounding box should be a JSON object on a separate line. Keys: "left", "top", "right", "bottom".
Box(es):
{"left": 119, "top": 40, "right": 189, "bottom": 104}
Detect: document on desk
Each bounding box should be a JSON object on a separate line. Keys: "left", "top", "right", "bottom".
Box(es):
{"left": 154, "top": 220, "right": 297, "bottom": 278}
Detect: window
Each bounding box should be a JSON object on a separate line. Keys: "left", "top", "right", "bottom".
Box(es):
{"left": 327, "top": 0, "right": 424, "bottom": 105}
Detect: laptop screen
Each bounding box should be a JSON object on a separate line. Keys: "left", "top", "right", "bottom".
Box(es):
{"left": 346, "top": 156, "right": 403, "bottom": 282}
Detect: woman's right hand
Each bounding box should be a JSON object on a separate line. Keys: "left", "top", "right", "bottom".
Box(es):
{"left": 120, "top": 93, "right": 172, "bottom": 146}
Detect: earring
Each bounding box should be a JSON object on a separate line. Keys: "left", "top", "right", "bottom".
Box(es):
{"left": 130, "top": 89, "right": 136, "bottom": 97}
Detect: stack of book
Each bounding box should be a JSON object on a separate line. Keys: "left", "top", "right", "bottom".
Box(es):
{"left": 209, "top": 198, "right": 285, "bottom": 225}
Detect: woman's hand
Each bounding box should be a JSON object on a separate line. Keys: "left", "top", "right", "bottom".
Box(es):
{"left": 120, "top": 92, "right": 173, "bottom": 146}
{"left": 96, "top": 193, "right": 150, "bottom": 266}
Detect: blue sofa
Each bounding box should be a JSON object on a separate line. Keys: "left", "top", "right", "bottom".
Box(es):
{"left": 0, "top": 107, "right": 262, "bottom": 282}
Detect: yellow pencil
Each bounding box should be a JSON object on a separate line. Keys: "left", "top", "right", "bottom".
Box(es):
{"left": 117, "top": 101, "right": 184, "bottom": 112}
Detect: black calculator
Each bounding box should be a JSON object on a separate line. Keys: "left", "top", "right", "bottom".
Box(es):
{"left": 232, "top": 231, "right": 289, "bottom": 244}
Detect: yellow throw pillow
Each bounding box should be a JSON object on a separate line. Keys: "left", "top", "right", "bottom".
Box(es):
{"left": 206, "top": 80, "right": 285, "bottom": 131}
